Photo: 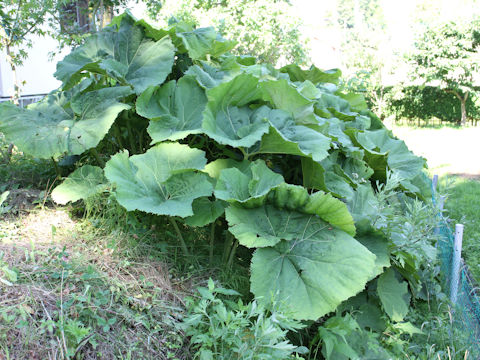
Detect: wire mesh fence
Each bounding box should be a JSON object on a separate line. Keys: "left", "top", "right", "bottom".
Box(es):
{"left": 435, "top": 198, "right": 480, "bottom": 357}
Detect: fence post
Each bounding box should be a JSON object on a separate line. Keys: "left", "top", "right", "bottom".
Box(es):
{"left": 450, "top": 223, "right": 464, "bottom": 304}
{"left": 432, "top": 174, "right": 438, "bottom": 191}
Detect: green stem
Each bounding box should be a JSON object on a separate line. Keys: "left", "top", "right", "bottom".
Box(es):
{"left": 222, "top": 231, "right": 233, "bottom": 264}
{"left": 51, "top": 157, "right": 61, "bottom": 177}
{"left": 227, "top": 239, "right": 238, "bottom": 268}
{"left": 91, "top": 148, "right": 105, "bottom": 168}
{"left": 169, "top": 217, "right": 190, "bottom": 256}
{"left": 209, "top": 222, "right": 215, "bottom": 265}
{"left": 138, "top": 129, "right": 144, "bottom": 153}
{"left": 126, "top": 121, "right": 137, "bottom": 154}
{"left": 113, "top": 124, "right": 124, "bottom": 149}
{"left": 239, "top": 147, "right": 248, "bottom": 160}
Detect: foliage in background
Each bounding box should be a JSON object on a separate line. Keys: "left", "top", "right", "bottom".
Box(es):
{"left": 323, "top": 0, "right": 399, "bottom": 123}
{"left": 408, "top": 19, "right": 480, "bottom": 126}
{"left": 330, "top": 0, "right": 388, "bottom": 81}
{"left": 382, "top": 85, "right": 480, "bottom": 125}
{"left": 147, "top": 0, "right": 308, "bottom": 66}
{"left": 0, "top": 0, "right": 57, "bottom": 102}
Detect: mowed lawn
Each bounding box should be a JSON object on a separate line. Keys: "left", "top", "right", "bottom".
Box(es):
{"left": 391, "top": 125, "right": 480, "bottom": 280}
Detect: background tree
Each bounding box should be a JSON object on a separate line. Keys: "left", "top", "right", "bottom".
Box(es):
{"left": 409, "top": 20, "right": 480, "bottom": 126}
{"left": 54, "top": 0, "right": 130, "bottom": 50}
{"left": 0, "top": 0, "right": 129, "bottom": 103}
{"left": 146, "top": 0, "right": 309, "bottom": 66}
{"left": 324, "top": 0, "right": 392, "bottom": 117}
{"left": 0, "top": 0, "right": 56, "bottom": 103}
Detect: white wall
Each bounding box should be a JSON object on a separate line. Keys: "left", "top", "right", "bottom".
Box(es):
{"left": 0, "top": 34, "right": 69, "bottom": 98}
{"left": 0, "top": 1, "right": 147, "bottom": 100}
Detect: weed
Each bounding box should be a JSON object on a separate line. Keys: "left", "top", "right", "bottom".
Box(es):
{"left": 181, "top": 279, "right": 307, "bottom": 359}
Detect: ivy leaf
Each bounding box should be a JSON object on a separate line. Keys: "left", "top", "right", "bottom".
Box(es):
{"left": 0, "top": 87, "right": 131, "bottom": 159}
{"left": 104, "top": 143, "right": 213, "bottom": 217}
{"left": 258, "top": 109, "right": 331, "bottom": 162}
{"left": 137, "top": 76, "right": 207, "bottom": 143}
{"left": 202, "top": 74, "right": 269, "bottom": 148}
{"left": 52, "top": 165, "right": 108, "bottom": 205}
{"left": 249, "top": 215, "right": 375, "bottom": 320}
{"left": 377, "top": 268, "right": 410, "bottom": 322}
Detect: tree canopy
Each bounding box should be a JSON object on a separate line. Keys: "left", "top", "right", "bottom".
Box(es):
{"left": 409, "top": 20, "right": 480, "bottom": 125}
{"left": 146, "top": 0, "right": 309, "bottom": 66}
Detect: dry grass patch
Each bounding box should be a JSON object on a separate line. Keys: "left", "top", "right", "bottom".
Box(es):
{"left": 0, "top": 207, "right": 192, "bottom": 360}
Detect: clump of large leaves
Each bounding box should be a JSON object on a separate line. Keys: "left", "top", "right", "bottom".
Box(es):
{"left": 0, "top": 12, "right": 433, "bottom": 323}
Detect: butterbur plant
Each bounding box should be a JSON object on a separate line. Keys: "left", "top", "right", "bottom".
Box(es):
{"left": 0, "top": 11, "right": 433, "bottom": 324}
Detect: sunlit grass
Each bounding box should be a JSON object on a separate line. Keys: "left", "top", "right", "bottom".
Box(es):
{"left": 440, "top": 176, "right": 480, "bottom": 281}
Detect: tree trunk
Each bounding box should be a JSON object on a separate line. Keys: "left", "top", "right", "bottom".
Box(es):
{"left": 5, "top": 44, "right": 20, "bottom": 105}
{"left": 460, "top": 98, "right": 467, "bottom": 126}
{"left": 446, "top": 89, "right": 469, "bottom": 126}
{"left": 76, "top": 0, "right": 91, "bottom": 33}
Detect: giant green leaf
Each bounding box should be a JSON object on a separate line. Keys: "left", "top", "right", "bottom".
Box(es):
{"left": 248, "top": 213, "right": 375, "bottom": 320}
{"left": 136, "top": 76, "right": 207, "bottom": 143}
{"left": 176, "top": 27, "right": 236, "bottom": 60}
{"left": 347, "top": 184, "right": 379, "bottom": 234}
{"left": 301, "top": 158, "right": 355, "bottom": 200}
{"left": 260, "top": 79, "right": 316, "bottom": 124}
{"left": 52, "top": 165, "right": 108, "bottom": 205}
{"left": 55, "top": 13, "right": 175, "bottom": 93}
{"left": 353, "top": 129, "right": 426, "bottom": 182}
{"left": 315, "top": 93, "right": 358, "bottom": 121}
{"left": 377, "top": 268, "right": 410, "bottom": 322}
{"left": 202, "top": 74, "right": 269, "bottom": 147}
{"left": 214, "top": 160, "right": 284, "bottom": 206}
{"left": 104, "top": 143, "right": 213, "bottom": 217}
{"left": 280, "top": 64, "right": 342, "bottom": 85}
{"left": 356, "top": 233, "right": 391, "bottom": 279}
{"left": 0, "top": 87, "right": 131, "bottom": 159}
{"left": 185, "top": 63, "right": 234, "bottom": 89}
{"left": 203, "top": 158, "right": 250, "bottom": 179}
{"left": 226, "top": 204, "right": 316, "bottom": 248}
{"left": 184, "top": 198, "right": 226, "bottom": 227}
{"left": 268, "top": 183, "right": 355, "bottom": 235}
{"left": 258, "top": 109, "right": 331, "bottom": 162}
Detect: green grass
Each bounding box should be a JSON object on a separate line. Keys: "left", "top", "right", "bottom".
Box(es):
{"left": 440, "top": 176, "right": 480, "bottom": 281}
